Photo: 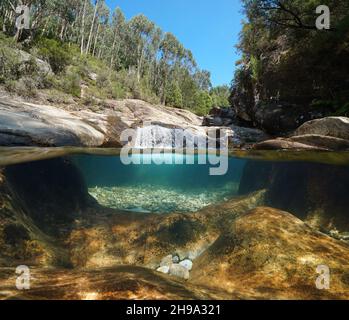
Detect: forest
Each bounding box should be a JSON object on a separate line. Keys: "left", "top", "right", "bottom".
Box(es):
{"left": 0, "top": 0, "right": 230, "bottom": 115}
{"left": 231, "top": 0, "right": 349, "bottom": 126}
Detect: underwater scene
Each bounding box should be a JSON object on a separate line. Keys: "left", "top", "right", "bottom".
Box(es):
{"left": 0, "top": 148, "right": 349, "bottom": 300}
{"left": 1, "top": 0, "right": 349, "bottom": 305}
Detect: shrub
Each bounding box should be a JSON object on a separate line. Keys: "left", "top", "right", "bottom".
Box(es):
{"left": 166, "top": 82, "right": 183, "bottom": 108}
{"left": 96, "top": 71, "right": 110, "bottom": 89}
{"left": 60, "top": 71, "right": 81, "bottom": 97}
{"left": 110, "top": 82, "right": 126, "bottom": 99}
{"left": 5, "top": 77, "right": 37, "bottom": 98}
{"left": 192, "top": 91, "right": 213, "bottom": 116}
{"left": 334, "top": 102, "right": 349, "bottom": 116}
{"left": 0, "top": 46, "right": 21, "bottom": 83}
{"left": 36, "top": 38, "right": 71, "bottom": 74}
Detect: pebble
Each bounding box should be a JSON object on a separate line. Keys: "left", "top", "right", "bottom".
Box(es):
{"left": 172, "top": 254, "right": 180, "bottom": 264}
{"left": 169, "top": 264, "right": 190, "bottom": 280}
{"left": 160, "top": 255, "right": 173, "bottom": 268}
{"left": 156, "top": 266, "right": 170, "bottom": 274}
{"left": 88, "top": 183, "right": 239, "bottom": 213}
{"left": 179, "top": 259, "right": 193, "bottom": 271}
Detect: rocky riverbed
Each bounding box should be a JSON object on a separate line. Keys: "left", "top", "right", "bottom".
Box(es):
{"left": 88, "top": 183, "right": 239, "bottom": 213}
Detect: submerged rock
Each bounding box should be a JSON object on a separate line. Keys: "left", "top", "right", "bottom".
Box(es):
{"left": 179, "top": 259, "right": 193, "bottom": 271}
{"left": 169, "top": 264, "right": 190, "bottom": 280}
{"left": 0, "top": 266, "right": 229, "bottom": 300}
{"left": 191, "top": 207, "right": 349, "bottom": 300}
{"left": 88, "top": 183, "right": 239, "bottom": 213}
{"left": 160, "top": 255, "right": 173, "bottom": 268}
{"left": 239, "top": 160, "right": 349, "bottom": 232}
{"left": 156, "top": 266, "right": 170, "bottom": 274}
{"left": 172, "top": 254, "right": 180, "bottom": 264}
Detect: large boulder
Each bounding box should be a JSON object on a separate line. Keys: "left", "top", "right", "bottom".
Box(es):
{"left": 0, "top": 97, "right": 210, "bottom": 148}
{"left": 253, "top": 117, "right": 349, "bottom": 151}
{"left": 191, "top": 207, "right": 349, "bottom": 300}
{"left": 295, "top": 117, "right": 349, "bottom": 140}
{"left": 253, "top": 138, "right": 329, "bottom": 151}
{"left": 18, "top": 50, "right": 53, "bottom": 76}
{"left": 0, "top": 97, "right": 125, "bottom": 147}
{"left": 289, "top": 135, "right": 349, "bottom": 151}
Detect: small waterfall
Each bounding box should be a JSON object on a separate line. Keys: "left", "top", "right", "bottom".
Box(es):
{"left": 134, "top": 125, "right": 198, "bottom": 149}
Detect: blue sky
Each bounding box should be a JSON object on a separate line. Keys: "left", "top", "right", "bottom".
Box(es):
{"left": 105, "top": 0, "right": 244, "bottom": 87}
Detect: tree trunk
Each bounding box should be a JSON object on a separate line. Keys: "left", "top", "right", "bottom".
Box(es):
{"left": 110, "top": 29, "right": 118, "bottom": 68}
{"left": 98, "top": 32, "right": 107, "bottom": 59}
{"left": 80, "top": 0, "right": 88, "bottom": 54}
{"left": 92, "top": 23, "right": 100, "bottom": 56}
{"left": 2, "top": 10, "right": 8, "bottom": 33}
{"left": 60, "top": 20, "right": 66, "bottom": 41}
{"left": 86, "top": 0, "right": 99, "bottom": 54}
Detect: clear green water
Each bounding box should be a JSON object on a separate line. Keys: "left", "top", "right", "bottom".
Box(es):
{"left": 1, "top": 147, "right": 349, "bottom": 214}
{"left": 72, "top": 154, "right": 246, "bottom": 213}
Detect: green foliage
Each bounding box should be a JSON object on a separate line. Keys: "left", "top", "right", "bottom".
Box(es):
{"left": 193, "top": 91, "right": 213, "bottom": 116}
{"left": 36, "top": 38, "right": 72, "bottom": 74}
{"left": 250, "top": 55, "right": 262, "bottom": 82}
{"left": 333, "top": 102, "right": 349, "bottom": 117}
{"left": 0, "top": 4, "right": 222, "bottom": 115}
{"left": 96, "top": 71, "right": 111, "bottom": 89}
{"left": 166, "top": 82, "right": 183, "bottom": 108}
{"left": 59, "top": 70, "right": 81, "bottom": 97}
{"left": 210, "top": 85, "right": 230, "bottom": 107}
{"left": 231, "top": 0, "right": 349, "bottom": 111}
{"left": 0, "top": 46, "right": 21, "bottom": 83}
{"left": 110, "top": 82, "right": 126, "bottom": 99}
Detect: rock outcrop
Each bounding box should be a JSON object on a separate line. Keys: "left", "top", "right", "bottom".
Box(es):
{"left": 253, "top": 138, "right": 329, "bottom": 151}
{"left": 253, "top": 103, "right": 325, "bottom": 135}
{"left": 0, "top": 97, "right": 123, "bottom": 147}
{"left": 253, "top": 117, "right": 349, "bottom": 151}
{"left": 18, "top": 50, "right": 53, "bottom": 76}
{"left": 0, "top": 97, "right": 211, "bottom": 148}
{"left": 239, "top": 160, "right": 349, "bottom": 232}
{"left": 191, "top": 207, "right": 349, "bottom": 300}
{"left": 295, "top": 117, "right": 349, "bottom": 140}
{"left": 229, "top": 124, "right": 269, "bottom": 146}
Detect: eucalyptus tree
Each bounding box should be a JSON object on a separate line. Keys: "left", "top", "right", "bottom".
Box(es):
{"left": 85, "top": 0, "right": 100, "bottom": 54}
{"left": 91, "top": 0, "right": 109, "bottom": 56}
{"left": 109, "top": 7, "right": 126, "bottom": 69}
{"left": 159, "top": 32, "right": 184, "bottom": 104}
{"left": 128, "top": 14, "right": 155, "bottom": 82}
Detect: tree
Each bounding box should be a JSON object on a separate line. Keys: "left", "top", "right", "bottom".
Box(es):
{"left": 85, "top": 0, "right": 99, "bottom": 54}
{"left": 0, "top": 3, "right": 216, "bottom": 115}
{"left": 109, "top": 7, "right": 126, "bottom": 68}
{"left": 129, "top": 14, "right": 155, "bottom": 82}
